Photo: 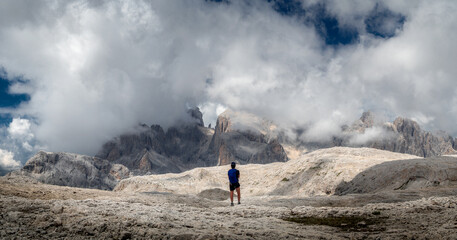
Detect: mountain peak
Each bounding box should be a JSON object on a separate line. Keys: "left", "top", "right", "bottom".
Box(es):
{"left": 187, "top": 107, "right": 204, "bottom": 127}
{"left": 360, "top": 111, "right": 375, "bottom": 128}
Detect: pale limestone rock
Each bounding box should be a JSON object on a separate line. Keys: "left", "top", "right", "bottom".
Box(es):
{"left": 8, "top": 151, "right": 130, "bottom": 190}
{"left": 115, "top": 147, "right": 446, "bottom": 197}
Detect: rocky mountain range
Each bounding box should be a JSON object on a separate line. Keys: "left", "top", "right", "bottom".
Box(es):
{"left": 95, "top": 108, "right": 289, "bottom": 176}
{"left": 7, "top": 108, "right": 457, "bottom": 189}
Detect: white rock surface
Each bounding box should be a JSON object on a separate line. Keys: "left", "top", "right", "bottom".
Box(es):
{"left": 115, "top": 147, "right": 429, "bottom": 197}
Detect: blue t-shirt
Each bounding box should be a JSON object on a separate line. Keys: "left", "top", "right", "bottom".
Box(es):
{"left": 228, "top": 169, "right": 239, "bottom": 184}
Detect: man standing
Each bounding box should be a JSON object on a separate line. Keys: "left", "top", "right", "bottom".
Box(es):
{"left": 228, "top": 161, "right": 241, "bottom": 206}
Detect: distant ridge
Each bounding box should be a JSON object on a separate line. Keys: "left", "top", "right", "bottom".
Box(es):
{"left": 7, "top": 110, "right": 457, "bottom": 190}
{"left": 337, "top": 111, "right": 457, "bottom": 157}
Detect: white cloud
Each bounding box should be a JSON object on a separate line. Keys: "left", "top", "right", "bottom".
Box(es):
{"left": 0, "top": 149, "right": 21, "bottom": 170}
{"left": 22, "top": 142, "right": 33, "bottom": 152}
{"left": 303, "top": 119, "right": 341, "bottom": 142}
{"left": 0, "top": 0, "right": 455, "bottom": 158}
{"left": 0, "top": 119, "right": 40, "bottom": 166}
{"left": 8, "top": 118, "right": 33, "bottom": 139}
{"left": 199, "top": 102, "right": 227, "bottom": 128}
{"left": 348, "top": 127, "right": 389, "bottom": 145}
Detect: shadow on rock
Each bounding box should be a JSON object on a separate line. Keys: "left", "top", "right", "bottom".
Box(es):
{"left": 335, "top": 156, "right": 457, "bottom": 195}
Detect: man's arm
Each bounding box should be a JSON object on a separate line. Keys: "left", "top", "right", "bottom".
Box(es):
{"left": 236, "top": 170, "right": 240, "bottom": 180}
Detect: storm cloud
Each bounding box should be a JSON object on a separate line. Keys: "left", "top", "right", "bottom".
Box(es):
{"left": 0, "top": 0, "right": 456, "bottom": 163}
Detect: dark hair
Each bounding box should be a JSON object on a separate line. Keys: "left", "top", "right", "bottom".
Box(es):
{"left": 231, "top": 162, "right": 236, "bottom": 169}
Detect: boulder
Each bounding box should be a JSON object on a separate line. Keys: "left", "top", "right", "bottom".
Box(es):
{"left": 197, "top": 188, "right": 230, "bottom": 201}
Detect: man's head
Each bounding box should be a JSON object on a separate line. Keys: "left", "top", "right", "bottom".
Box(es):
{"left": 231, "top": 162, "right": 236, "bottom": 169}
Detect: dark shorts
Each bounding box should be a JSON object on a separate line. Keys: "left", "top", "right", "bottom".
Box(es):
{"left": 229, "top": 182, "right": 240, "bottom": 191}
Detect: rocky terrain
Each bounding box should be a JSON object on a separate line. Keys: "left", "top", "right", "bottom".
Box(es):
{"left": 2, "top": 147, "right": 457, "bottom": 239}
{"left": 8, "top": 151, "right": 130, "bottom": 190}
{"left": 113, "top": 147, "right": 457, "bottom": 197}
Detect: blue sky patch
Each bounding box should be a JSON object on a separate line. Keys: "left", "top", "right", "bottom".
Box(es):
{"left": 207, "top": 0, "right": 404, "bottom": 45}
{"left": 0, "top": 77, "right": 30, "bottom": 107}
{"left": 0, "top": 75, "right": 30, "bottom": 126}
{"left": 269, "top": 0, "right": 360, "bottom": 46}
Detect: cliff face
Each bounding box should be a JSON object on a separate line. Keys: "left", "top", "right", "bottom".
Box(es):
{"left": 96, "top": 108, "right": 215, "bottom": 175}
{"left": 342, "top": 112, "right": 457, "bottom": 157}
{"left": 209, "top": 110, "right": 288, "bottom": 166}
{"left": 96, "top": 124, "right": 214, "bottom": 175}
{"left": 389, "top": 117, "right": 456, "bottom": 157}
{"left": 97, "top": 109, "right": 288, "bottom": 173}
{"left": 8, "top": 151, "right": 129, "bottom": 190}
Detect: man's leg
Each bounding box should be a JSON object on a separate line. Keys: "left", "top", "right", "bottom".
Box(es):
{"left": 230, "top": 190, "right": 234, "bottom": 203}
{"left": 236, "top": 187, "right": 240, "bottom": 204}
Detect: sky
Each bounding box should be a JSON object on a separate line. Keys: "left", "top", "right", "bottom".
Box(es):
{"left": 0, "top": 0, "right": 457, "bottom": 172}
